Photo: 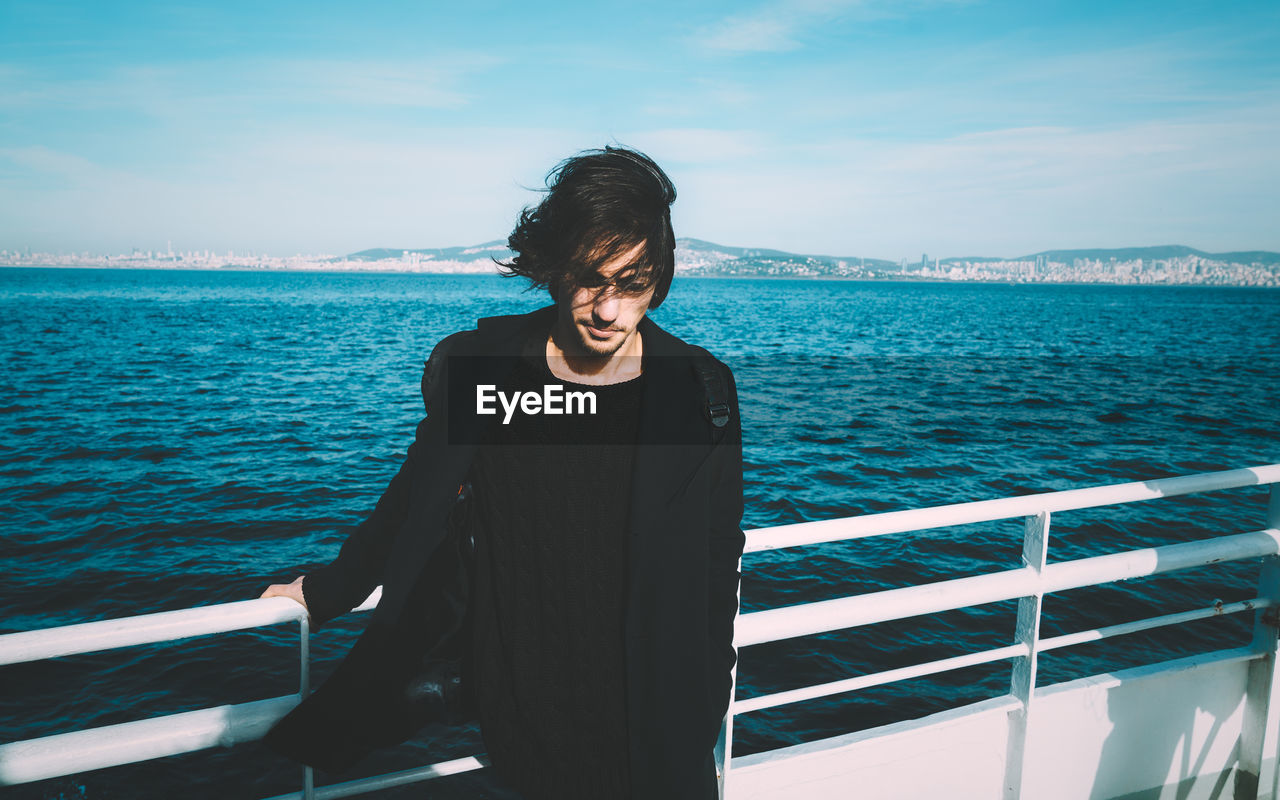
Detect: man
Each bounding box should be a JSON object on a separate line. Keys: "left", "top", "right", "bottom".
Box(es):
{"left": 260, "top": 146, "right": 744, "bottom": 800}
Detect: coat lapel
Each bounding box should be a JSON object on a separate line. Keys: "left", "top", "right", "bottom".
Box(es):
{"left": 628, "top": 316, "right": 716, "bottom": 531}
{"left": 372, "top": 307, "right": 555, "bottom": 625}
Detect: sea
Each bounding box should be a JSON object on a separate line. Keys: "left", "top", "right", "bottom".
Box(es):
{"left": 1, "top": 267, "right": 1278, "bottom": 799}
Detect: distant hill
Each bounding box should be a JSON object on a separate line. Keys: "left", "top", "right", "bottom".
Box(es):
{"left": 347, "top": 239, "right": 1280, "bottom": 267}
{"left": 341, "top": 239, "right": 1280, "bottom": 282}
{"left": 679, "top": 238, "right": 816, "bottom": 261}
{"left": 346, "top": 240, "right": 513, "bottom": 263}
{"left": 676, "top": 238, "right": 897, "bottom": 276}
{"left": 344, "top": 237, "right": 899, "bottom": 277}
{"left": 1217, "top": 250, "right": 1280, "bottom": 264}
{"left": 1020, "top": 245, "right": 1280, "bottom": 266}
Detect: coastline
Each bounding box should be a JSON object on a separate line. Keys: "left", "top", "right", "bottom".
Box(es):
{"left": 2, "top": 264, "right": 1276, "bottom": 290}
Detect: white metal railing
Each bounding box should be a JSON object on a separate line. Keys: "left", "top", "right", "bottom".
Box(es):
{"left": 2, "top": 464, "right": 1278, "bottom": 799}
{"left": 0, "top": 589, "right": 383, "bottom": 793}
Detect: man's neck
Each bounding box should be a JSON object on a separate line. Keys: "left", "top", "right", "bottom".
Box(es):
{"left": 545, "top": 324, "right": 644, "bottom": 385}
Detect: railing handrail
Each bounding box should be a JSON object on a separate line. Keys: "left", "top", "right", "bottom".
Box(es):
{"left": 736, "top": 527, "right": 1280, "bottom": 646}
{"left": 0, "top": 588, "right": 383, "bottom": 667}
{"left": 2, "top": 463, "right": 1278, "bottom": 796}
{"left": 0, "top": 598, "right": 307, "bottom": 667}
{"left": 5, "top": 465, "right": 1276, "bottom": 666}
{"left": 744, "top": 463, "right": 1280, "bottom": 553}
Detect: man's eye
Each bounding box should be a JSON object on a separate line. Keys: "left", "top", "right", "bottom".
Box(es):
{"left": 568, "top": 274, "right": 648, "bottom": 295}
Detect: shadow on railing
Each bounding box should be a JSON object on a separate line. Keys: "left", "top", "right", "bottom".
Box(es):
{"left": 2, "top": 464, "right": 1279, "bottom": 799}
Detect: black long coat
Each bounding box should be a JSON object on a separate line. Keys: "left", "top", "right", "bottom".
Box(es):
{"left": 264, "top": 305, "right": 745, "bottom": 800}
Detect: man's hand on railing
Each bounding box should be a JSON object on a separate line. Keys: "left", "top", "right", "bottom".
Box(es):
{"left": 259, "top": 576, "right": 308, "bottom": 615}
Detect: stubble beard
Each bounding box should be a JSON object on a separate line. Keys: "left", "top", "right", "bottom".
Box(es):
{"left": 573, "top": 320, "right": 629, "bottom": 357}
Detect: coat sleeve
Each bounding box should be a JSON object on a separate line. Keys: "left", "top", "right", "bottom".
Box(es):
{"left": 300, "top": 331, "right": 468, "bottom": 628}
{"left": 704, "top": 362, "right": 745, "bottom": 749}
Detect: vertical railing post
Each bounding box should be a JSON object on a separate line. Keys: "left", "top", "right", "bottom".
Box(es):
{"left": 716, "top": 554, "right": 743, "bottom": 800}
{"left": 1239, "top": 487, "right": 1280, "bottom": 799}
{"left": 1004, "top": 511, "right": 1048, "bottom": 799}
{"left": 714, "top": 690, "right": 734, "bottom": 800}
{"left": 300, "top": 616, "right": 314, "bottom": 800}
{"left": 1271, "top": 485, "right": 1280, "bottom": 800}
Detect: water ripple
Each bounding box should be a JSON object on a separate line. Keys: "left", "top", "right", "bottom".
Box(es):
{"left": 1, "top": 270, "right": 1278, "bottom": 797}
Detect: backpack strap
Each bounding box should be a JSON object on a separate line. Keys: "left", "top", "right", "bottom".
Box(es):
{"left": 692, "top": 356, "right": 731, "bottom": 429}
{"left": 420, "top": 330, "right": 472, "bottom": 412}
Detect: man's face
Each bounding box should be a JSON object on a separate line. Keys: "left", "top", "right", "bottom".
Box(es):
{"left": 555, "top": 241, "right": 656, "bottom": 358}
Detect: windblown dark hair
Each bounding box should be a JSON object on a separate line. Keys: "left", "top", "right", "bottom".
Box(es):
{"left": 497, "top": 145, "right": 677, "bottom": 308}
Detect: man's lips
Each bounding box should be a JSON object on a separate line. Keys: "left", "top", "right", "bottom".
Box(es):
{"left": 583, "top": 322, "right": 617, "bottom": 339}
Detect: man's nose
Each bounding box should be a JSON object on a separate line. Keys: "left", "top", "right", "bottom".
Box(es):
{"left": 593, "top": 291, "right": 620, "bottom": 323}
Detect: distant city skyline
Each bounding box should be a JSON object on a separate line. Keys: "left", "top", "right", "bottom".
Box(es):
{"left": 4, "top": 236, "right": 1279, "bottom": 265}
{"left": 2, "top": 1, "right": 1278, "bottom": 257}
{"left": 6, "top": 237, "right": 1277, "bottom": 288}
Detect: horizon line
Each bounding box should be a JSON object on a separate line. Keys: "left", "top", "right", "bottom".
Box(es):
{"left": 6, "top": 238, "right": 1280, "bottom": 264}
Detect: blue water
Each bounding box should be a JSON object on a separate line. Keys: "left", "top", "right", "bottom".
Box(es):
{"left": 2, "top": 268, "right": 1278, "bottom": 799}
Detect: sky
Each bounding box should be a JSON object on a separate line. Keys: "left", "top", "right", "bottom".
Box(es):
{"left": 1, "top": 0, "right": 1277, "bottom": 259}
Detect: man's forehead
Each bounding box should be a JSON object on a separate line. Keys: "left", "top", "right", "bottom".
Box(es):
{"left": 593, "top": 240, "right": 648, "bottom": 279}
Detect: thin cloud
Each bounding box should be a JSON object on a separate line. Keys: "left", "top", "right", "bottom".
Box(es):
{"left": 626, "top": 128, "right": 766, "bottom": 163}
{"left": 0, "top": 54, "right": 498, "bottom": 116}
{"left": 0, "top": 129, "right": 582, "bottom": 254}
{"left": 672, "top": 111, "right": 1280, "bottom": 256}
{"left": 695, "top": 0, "right": 968, "bottom": 54}
{"left": 5, "top": 110, "right": 1276, "bottom": 255}
{"left": 0, "top": 145, "right": 143, "bottom": 188}
{"left": 700, "top": 12, "right": 805, "bottom": 53}
{"left": 274, "top": 59, "right": 489, "bottom": 109}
